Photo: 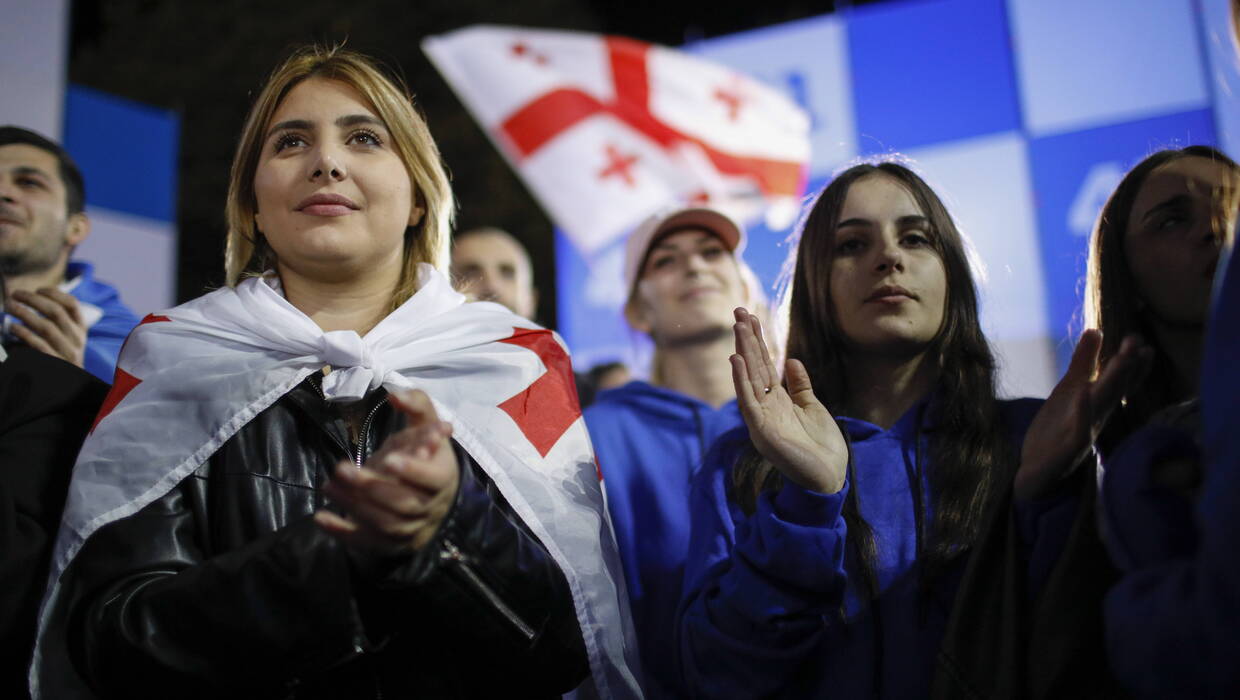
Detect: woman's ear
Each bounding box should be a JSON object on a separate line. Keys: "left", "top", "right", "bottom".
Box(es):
{"left": 408, "top": 205, "right": 425, "bottom": 227}
{"left": 624, "top": 297, "right": 653, "bottom": 335}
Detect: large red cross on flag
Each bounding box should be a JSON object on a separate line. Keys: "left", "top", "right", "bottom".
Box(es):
{"left": 424, "top": 25, "right": 811, "bottom": 254}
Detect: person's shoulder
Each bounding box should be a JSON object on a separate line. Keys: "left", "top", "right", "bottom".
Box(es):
{"left": 0, "top": 346, "right": 108, "bottom": 425}
{"left": 688, "top": 424, "right": 753, "bottom": 496}
{"left": 67, "top": 263, "right": 128, "bottom": 305}
{"left": 997, "top": 396, "right": 1045, "bottom": 440}
{"left": 998, "top": 397, "right": 1044, "bottom": 420}
{"left": 703, "top": 424, "right": 753, "bottom": 467}
{"left": 585, "top": 381, "right": 659, "bottom": 414}
{"left": 583, "top": 382, "right": 656, "bottom": 438}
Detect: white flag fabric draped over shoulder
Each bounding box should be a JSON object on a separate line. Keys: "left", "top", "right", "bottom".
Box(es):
{"left": 423, "top": 24, "right": 811, "bottom": 254}
{"left": 30, "top": 265, "right": 642, "bottom": 699}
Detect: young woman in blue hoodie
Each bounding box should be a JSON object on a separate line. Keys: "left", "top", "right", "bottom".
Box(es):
{"left": 676, "top": 161, "right": 1146, "bottom": 699}
{"left": 584, "top": 205, "right": 758, "bottom": 698}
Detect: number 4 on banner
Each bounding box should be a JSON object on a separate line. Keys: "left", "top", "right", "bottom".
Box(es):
{"left": 1069, "top": 161, "right": 1125, "bottom": 236}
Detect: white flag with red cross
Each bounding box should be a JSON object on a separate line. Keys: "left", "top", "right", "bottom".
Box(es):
{"left": 423, "top": 25, "right": 811, "bottom": 254}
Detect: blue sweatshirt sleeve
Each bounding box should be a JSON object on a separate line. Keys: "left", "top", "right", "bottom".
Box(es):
{"left": 677, "top": 434, "right": 848, "bottom": 699}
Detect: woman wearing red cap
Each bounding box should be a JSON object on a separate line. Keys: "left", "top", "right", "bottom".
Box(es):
{"left": 585, "top": 204, "right": 759, "bottom": 698}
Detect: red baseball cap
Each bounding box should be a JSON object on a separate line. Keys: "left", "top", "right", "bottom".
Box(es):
{"left": 623, "top": 206, "right": 747, "bottom": 298}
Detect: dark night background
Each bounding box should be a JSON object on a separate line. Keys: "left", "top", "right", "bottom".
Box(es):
{"left": 66, "top": 0, "right": 885, "bottom": 328}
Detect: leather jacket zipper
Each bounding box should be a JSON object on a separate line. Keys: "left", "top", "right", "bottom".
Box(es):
{"left": 440, "top": 539, "right": 537, "bottom": 643}
{"left": 309, "top": 376, "right": 383, "bottom": 469}
{"left": 354, "top": 402, "right": 384, "bottom": 468}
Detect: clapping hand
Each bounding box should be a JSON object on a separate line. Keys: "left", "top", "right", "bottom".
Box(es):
{"left": 315, "top": 390, "right": 460, "bottom": 554}
{"left": 731, "top": 308, "right": 848, "bottom": 494}
{"left": 1015, "top": 330, "right": 1153, "bottom": 500}
{"left": 6, "top": 288, "right": 88, "bottom": 367}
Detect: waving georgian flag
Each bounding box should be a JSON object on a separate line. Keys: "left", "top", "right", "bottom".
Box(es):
{"left": 423, "top": 25, "right": 811, "bottom": 254}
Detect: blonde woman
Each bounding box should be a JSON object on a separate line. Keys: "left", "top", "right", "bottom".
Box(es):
{"left": 32, "top": 47, "right": 637, "bottom": 699}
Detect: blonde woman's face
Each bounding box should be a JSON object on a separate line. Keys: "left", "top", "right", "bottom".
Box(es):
{"left": 252, "top": 78, "right": 420, "bottom": 282}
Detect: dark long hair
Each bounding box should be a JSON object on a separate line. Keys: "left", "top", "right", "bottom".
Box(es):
{"left": 1084, "top": 145, "right": 1239, "bottom": 452}
{"left": 733, "top": 161, "right": 1015, "bottom": 600}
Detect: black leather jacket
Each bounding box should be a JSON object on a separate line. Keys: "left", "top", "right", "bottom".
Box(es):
{"left": 56, "top": 375, "right": 589, "bottom": 699}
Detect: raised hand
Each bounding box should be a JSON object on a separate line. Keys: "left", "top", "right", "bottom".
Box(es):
{"left": 315, "top": 390, "right": 460, "bottom": 554}
{"left": 1015, "top": 329, "right": 1153, "bottom": 500}
{"left": 6, "top": 287, "right": 88, "bottom": 367}
{"left": 731, "top": 307, "right": 848, "bottom": 494}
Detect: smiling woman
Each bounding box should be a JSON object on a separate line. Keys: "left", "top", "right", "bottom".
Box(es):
{"left": 582, "top": 205, "right": 758, "bottom": 697}
{"left": 225, "top": 47, "right": 452, "bottom": 318}
{"left": 32, "top": 46, "right": 638, "bottom": 700}
{"left": 248, "top": 78, "right": 420, "bottom": 332}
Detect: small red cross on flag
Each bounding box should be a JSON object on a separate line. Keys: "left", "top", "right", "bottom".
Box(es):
{"left": 598, "top": 144, "right": 640, "bottom": 186}
{"left": 713, "top": 84, "right": 746, "bottom": 121}
{"left": 424, "top": 26, "right": 810, "bottom": 255}
{"left": 510, "top": 40, "right": 549, "bottom": 65}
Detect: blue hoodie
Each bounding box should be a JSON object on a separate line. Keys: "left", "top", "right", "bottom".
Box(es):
{"left": 584, "top": 380, "right": 743, "bottom": 699}
{"left": 63, "top": 262, "right": 140, "bottom": 383}
{"left": 677, "top": 397, "right": 1045, "bottom": 699}
{"left": 1103, "top": 247, "right": 1240, "bottom": 697}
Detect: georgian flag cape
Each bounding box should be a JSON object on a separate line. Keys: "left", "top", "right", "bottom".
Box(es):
{"left": 31, "top": 265, "right": 642, "bottom": 699}
{"left": 423, "top": 25, "right": 810, "bottom": 255}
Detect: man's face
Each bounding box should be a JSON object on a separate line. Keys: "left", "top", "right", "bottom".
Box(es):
{"left": 0, "top": 144, "right": 78, "bottom": 276}
{"left": 451, "top": 231, "right": 538, "bottom": 319}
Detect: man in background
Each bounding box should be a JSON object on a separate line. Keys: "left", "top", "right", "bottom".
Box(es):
{"left": 0, "top": 126, "right": 139, "bottom": 383}
{"left": 451, "top": 225, "right": 623, "bottom": 407}
{"left": 450, "top": 226, "right": 539, "bottom": 320}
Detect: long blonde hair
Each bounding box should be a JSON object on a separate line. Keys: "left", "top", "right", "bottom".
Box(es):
{"left": 224, "top": 45, "right": 454, "bottom": 307}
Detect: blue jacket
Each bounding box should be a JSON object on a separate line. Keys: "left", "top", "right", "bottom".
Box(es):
{"left": 584, "top": 381, "right": 742, "bottom": 699}
{"left": 64, "top": 261, "right": 140, "bottom": 383}
{"left": 677, "top": 397, "right": 1046, "bottom": 699}
{"left": 1103, "top": 247, "right": 1240, "bottom": 698}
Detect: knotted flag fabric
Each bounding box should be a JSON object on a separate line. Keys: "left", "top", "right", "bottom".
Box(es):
{"left": 423, "top": 25, "right": 811, "bottom": 254}
{"left": 31, "top": 265, "right": 642, "bottom": 699}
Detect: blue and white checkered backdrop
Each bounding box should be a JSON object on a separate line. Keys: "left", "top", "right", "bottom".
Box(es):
{"left": 556, "top": 0, "right": 1240, "bottom": 399}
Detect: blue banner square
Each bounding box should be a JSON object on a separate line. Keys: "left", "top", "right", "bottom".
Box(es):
{"left": 64, "top": 85, "right": 179, "bottom": 223}
{"left": 846, "top": 0, "right": 1021, "bottom": 151}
